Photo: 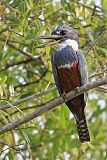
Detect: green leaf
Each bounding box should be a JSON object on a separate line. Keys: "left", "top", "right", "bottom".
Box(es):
{"left": 27, "top": 41, "right": 35, "bottom": 53}
{"left": 8, "top": 17, "right": 20, "bottom": 27}
{"left": 0, "top": 76, "right": 7, "bottom": 85}
{"left": 87, "top": 31, "right": 94, "bottom": 42}
{"left": 60, "top": 108, "right": 66, "bottom": 128}
{"left": 18, "top": 1, "right": 28, "bottom": 13}
{"left": 33, "top": 0, "right": 40, "bottom": 5}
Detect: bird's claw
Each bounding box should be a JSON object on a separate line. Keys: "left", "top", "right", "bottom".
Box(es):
{"left": 61, "top": 91, "right": 68, "bottom": 102}
{"left": 74, "top": 87, "right": 80, "bottom": 95}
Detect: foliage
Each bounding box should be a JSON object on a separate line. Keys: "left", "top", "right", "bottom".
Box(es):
{"left": 0, "top": 0, "right": 107, "bottom": 159}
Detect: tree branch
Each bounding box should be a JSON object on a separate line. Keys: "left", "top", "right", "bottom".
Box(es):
{"left": 0, "top": 78, "right": 106, "bottom": 135}
{"left": 6, "top": 43, "right": 36, "bottom": 59}
{"left": 0, "top": 87, "right": 57, "bottom": 110}
{"left": 79, "top": 2, "right": 102, "bottom": 12}
{"left": 14, "top": 70, "right": 48, "bottom": 89}
{"left": 0, "top": 37, "right": 38, "bottom": 59}
{"left": 0, "top": 58, "right": 35, "bottom": 73}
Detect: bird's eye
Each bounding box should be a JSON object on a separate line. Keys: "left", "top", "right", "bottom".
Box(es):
{"left": 60, "top": 30, "right": 67, "bottom": 35}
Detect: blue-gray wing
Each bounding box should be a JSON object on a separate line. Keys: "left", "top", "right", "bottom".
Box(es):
{"left": 77, "top": 50, "right": 88, "bottom": 103}
{"left": 51, "top": 53, "right": 63, "bottom": 95}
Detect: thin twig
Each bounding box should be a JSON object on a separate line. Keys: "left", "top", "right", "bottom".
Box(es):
{"left": 79, "top": 2, "right": 102, "bottom": 12}
{"left": 96, "top": 86, "right": 107, "bottom": 93}
{"left": 89, "top": 68, "right": 107, "bottom": 78}
{"left": 14, "top": 70, "right": 48, "bottom": 89}
{"left": 0, "top": 27, "right": 9, "bottom": 34}
{"left": 9, "top": 103, "right": 46, "bottom": 117}
{"left": 7, "top": 43, "right": 35, "bottom": 59}
{"left": 85, "top": 28, "right": 107, "bottom": 56}
{"left": 0, "top": 59, "right": 36, "bottom": 73}
{"left": 0, "top": 87, "right": 57, "bottom": 110}
{"left": 0, "top": 37, "right": 29, "bottom": 46}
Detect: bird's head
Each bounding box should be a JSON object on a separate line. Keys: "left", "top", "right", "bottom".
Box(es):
{"left": 51, "top": 23, "right": 79, "bottom": 41}
{"left": 34, "top": 23, "right": 79, "bottom": 51}
{"left": 51, "top": 23, "right": 79, "bottom": 51}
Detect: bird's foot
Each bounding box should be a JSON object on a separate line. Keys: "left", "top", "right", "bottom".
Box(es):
{"left": 61, "top": 91, "right": 68, "bottom": 102}
{"left": 74, "top": 87, "right": 80, "bottom": 95}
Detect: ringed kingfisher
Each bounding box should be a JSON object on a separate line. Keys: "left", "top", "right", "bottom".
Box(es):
{"left": 37, "top": 23, "right": 90, "bottom": 143}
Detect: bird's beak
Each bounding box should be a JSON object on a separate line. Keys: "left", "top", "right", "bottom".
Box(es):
{"left": 33, "top": 35, "right": 63, "bottom": 40}
{"left": 32, "top": 34, "right": 63, "bottom": 48}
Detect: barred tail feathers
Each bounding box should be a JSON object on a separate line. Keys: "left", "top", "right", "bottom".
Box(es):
{"left": 76, "top": 117, "right": 90, "bottom": 143}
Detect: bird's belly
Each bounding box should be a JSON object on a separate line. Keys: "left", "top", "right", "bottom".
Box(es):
{"left": 57, "top": 60, "right": 81, "bottom": 93}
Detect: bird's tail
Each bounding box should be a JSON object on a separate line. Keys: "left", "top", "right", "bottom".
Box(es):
{"left": 75, "top": 116, "right": 90, "bottom": 143}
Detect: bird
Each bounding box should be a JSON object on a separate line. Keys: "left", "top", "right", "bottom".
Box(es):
{"left": 37, "top": 23, "right": 90, "bottom": 143}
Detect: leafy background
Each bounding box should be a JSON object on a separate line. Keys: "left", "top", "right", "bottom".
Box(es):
{"left": 0, "top": 0, "right": 107, "bottom": 159}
